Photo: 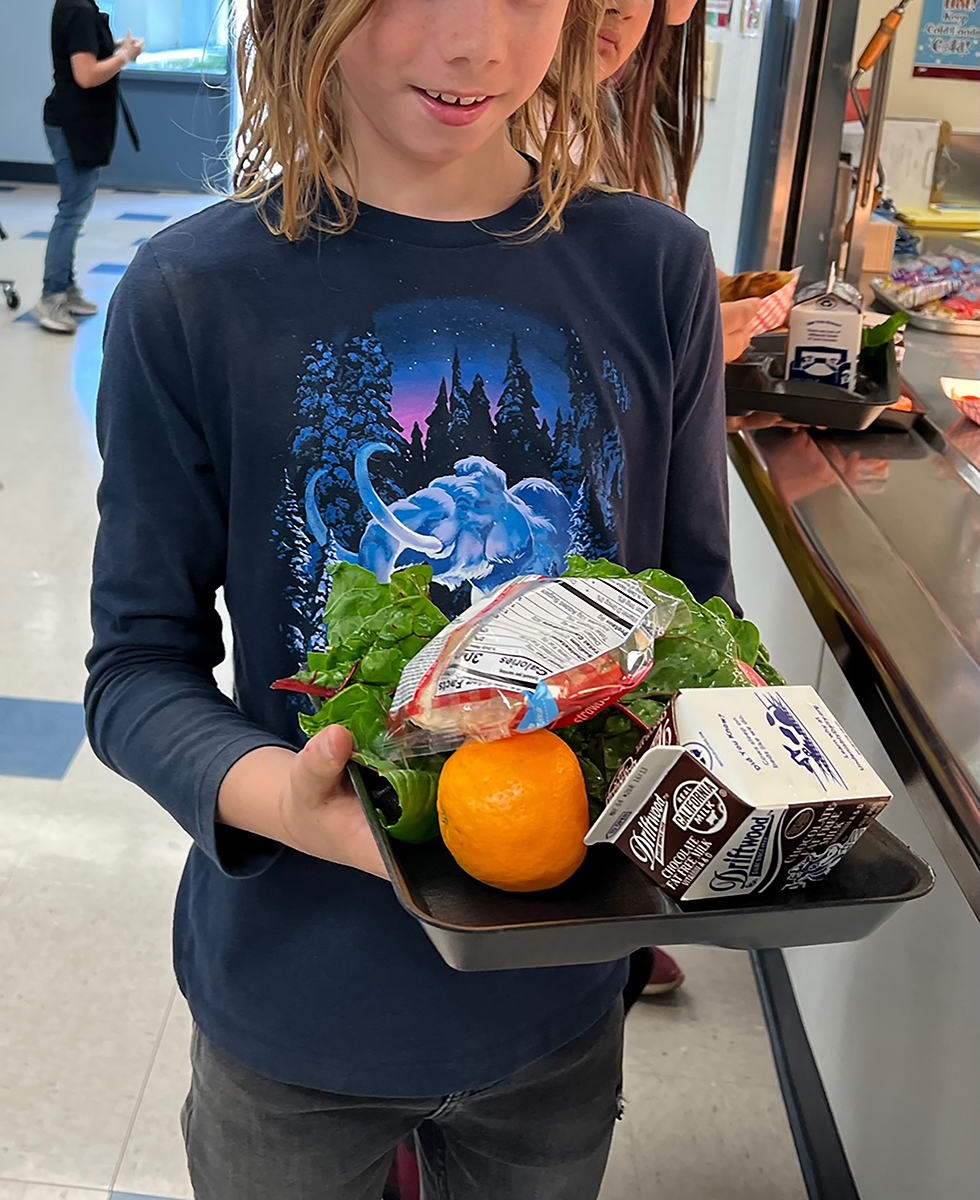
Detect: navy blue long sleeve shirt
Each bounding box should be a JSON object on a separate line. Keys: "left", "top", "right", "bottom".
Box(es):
{"left": 85, "top": 185, "right": 735, "bottom": 1097}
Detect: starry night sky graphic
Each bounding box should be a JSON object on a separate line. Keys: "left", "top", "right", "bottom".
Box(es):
{"left": 374, "top": 295, "right": 572, "bottom": 440}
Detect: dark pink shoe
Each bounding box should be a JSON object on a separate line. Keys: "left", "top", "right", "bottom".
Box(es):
{"left": 384, "top": 1141, "right": 420, "bottom": 1200}
{"left": 642, "top": 947, "right": 685, "bottom": 996}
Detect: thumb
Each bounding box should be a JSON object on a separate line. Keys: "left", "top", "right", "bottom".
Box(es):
{"left": 295, "top": 725, "right": 354, "bottom": 798}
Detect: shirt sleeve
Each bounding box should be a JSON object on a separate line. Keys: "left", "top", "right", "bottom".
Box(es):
{"left": 661, "top": 239, "right": 741, "bottom": 614}
{"left": 84, "top": 243, "right": 294, "bottom": 878}
{"left": 65, "top": 9, "right": 102, "bottom": 58}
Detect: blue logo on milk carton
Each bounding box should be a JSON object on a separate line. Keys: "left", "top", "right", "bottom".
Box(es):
{"left": 757, "top": 692, "right": 845, "bottom": 791}
{"left": 788, "top": 345, "right": 852, "bottom": 388}
{"left": 682, "top": 739, "right": 717, "bottom": 770}
{"left": 784, "top": 827, "right": 864, "bottom": 890}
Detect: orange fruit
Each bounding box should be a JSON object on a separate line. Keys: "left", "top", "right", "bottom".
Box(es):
{"left": 437, "top": 730, "right": 590, "bottom": 893}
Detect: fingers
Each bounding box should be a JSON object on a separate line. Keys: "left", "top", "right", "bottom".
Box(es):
{"left": 295, "top": 725, "right": 355, "bottom": 803}
{"left": 721, "top": 296, "right": 762, "bottom": 325}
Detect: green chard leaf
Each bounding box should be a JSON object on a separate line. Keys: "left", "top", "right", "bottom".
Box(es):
{"left": 862, "top": 311, "right": 908, "bottom": 350}
{"left": 558, "top": 559, "right": 786, "bottom": 805}
{"left": 289, "top": 563, "right": 450, "bottom": 842}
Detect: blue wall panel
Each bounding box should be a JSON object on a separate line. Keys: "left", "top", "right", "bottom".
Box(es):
{"left": 105, "top": 76, "right": 232, "bottom": 193}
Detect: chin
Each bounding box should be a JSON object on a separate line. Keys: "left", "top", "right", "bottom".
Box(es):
{"left": 595, "top": 50, "right": 620, "bottom": 83}
{"left": 401, "top": 124, "right": 506, "bottom": 168}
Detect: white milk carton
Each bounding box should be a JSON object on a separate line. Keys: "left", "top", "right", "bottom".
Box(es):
{"left": 585, "top": 686, "right": 891, "bottom": 901}
{"left": 786, "top": 275, "right": 864, "bottom": 391}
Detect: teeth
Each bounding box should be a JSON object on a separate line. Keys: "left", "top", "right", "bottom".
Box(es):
{"left": 423, "top": 89, "right": 487, "bottom": 106}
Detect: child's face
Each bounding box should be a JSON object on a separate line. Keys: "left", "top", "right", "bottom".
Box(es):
{"left": 596, "top": 1, "right": 654, "bottom": 83}
{"left": 338, "top": 0, "right": 571, "bottom": 168}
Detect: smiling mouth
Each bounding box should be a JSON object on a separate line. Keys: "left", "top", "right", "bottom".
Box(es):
{"left": 419, "top": 89, "right": 490, "bottom": 107}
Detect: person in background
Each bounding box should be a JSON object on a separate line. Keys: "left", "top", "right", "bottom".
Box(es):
{"left": 594, "top": 0, "right": 777, "bottom": 1006}
{"left": 33, "top": 0, "right": 142, "bottom": 334}
{"left": 596, "top": 0, "right": 795, "bottom": 436}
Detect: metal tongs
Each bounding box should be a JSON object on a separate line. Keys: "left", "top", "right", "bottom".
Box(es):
{"left": 843, "top": 0, "right": 915, "bottom": 286}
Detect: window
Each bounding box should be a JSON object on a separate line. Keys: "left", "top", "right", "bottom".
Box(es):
{"left": 107, "top": 0, "right": 230, "bottom": 77}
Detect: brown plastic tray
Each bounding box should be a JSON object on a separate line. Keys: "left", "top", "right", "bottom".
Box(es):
{"left": 352, "top": 767, "right": 935, "bottom": 972}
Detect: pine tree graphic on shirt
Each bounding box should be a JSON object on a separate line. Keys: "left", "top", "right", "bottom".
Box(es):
{"left": 272, "top": 300, "right": 634, "bottom": 648}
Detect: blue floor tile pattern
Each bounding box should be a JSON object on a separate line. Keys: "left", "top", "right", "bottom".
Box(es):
{"left": 113, "top": 1193, "right": 182, "bottom": 1199}
{"left": 90, "top": 262, "right": 129, "bottom": 275}
{"left": 22, "top": 230, "right": 84, "bottom": 240}
{"left": 0, "top": 696, "right": 86, "bottom": 779}
{"left": 117, "top": 212, "right": 171, "bottom": 222}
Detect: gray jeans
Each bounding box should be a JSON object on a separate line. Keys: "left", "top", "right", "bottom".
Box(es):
{"left": 182, "top": 1003, "right": 624, "bottom": 1200}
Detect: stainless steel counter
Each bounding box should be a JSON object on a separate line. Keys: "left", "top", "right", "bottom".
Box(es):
{"left": 729, "top": 328, "right": 980, "bottom": 916}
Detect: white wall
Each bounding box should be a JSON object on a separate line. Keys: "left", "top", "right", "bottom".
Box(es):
{"left": 687, "top": 26, "right": 765, "bottom": 273}
{"left": 0, "top": 0, "right": 55, "bottom": 165}
{"left": 785, "top": 648, "right": 980, "bottom": 1200}
{"left": 728, "top": 464, "right": 980, "bottom": 1200}
{"left": 854, "top": 0, "right": 979, "bottom": 128}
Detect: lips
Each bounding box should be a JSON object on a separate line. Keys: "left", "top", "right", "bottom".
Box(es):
{"left": 598, "top": 28, "right": 621, "bottom": 50}
{"left": 413, "top": 87, "right": 495, "bottom": 127}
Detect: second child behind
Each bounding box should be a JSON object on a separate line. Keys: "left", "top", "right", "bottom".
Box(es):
{"left": 86, "top": 1, "right": 737, "bottom": 1196}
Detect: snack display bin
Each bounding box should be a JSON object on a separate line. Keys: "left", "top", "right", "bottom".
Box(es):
{"left": 352, "top": 767, "right": 934, "bottom": 972}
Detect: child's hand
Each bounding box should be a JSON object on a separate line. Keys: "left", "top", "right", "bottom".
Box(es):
{"left": 720, "top": 297, "right": 762, "bottom": 364}
{"left": 279, "top": 726, "right": 387, "bottom": 878}
{"left": 218, "top": 732, "right": 387, "bottom": 879}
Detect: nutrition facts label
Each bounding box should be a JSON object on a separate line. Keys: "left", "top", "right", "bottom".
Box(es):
{"left": 430, "top": 578, "right": 653, "bottom": 697}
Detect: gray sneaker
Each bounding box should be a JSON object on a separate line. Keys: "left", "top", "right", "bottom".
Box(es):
{"left": 66, "top": 283, "right": 99, "bottom": 316}
{"left": 32, "top": 293, "right": 78, "bottom": 334}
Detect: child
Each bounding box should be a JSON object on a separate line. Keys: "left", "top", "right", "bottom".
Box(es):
{"left": 85, "top": 1, "right": 734, "bottom": 1196}
{"left": 594, "top": 0, "right": 763, "bottom": 367}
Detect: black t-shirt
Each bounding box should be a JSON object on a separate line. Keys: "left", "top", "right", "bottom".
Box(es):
{"left": 43, "top": 0, "right": 119, "bottom": 169}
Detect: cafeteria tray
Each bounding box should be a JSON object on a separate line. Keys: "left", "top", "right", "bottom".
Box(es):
{"left": 871, "top": 279, "right": 980, "bottom": 338}
{"left": 726, "top": 340, "right": 899, "bottom": 431}
{"left": 352, "top": 767, "right": 935, "bottom": 973}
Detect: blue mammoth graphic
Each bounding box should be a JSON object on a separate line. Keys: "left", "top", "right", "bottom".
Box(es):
{"left": 305, "top": 443, "right": 572, "bottom": 591}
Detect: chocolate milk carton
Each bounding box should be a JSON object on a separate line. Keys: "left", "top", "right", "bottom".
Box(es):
{"left": 585, "top": 686, "right": 891, "bottom": 901}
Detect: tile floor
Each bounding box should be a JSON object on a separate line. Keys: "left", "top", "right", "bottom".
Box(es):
{"left": 0, "top": 183, "right": 807, "bottom": 1200}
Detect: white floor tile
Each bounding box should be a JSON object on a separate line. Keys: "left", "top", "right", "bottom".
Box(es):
{"left": 626, "top": 1074, "right": 806, "bottom": 1199}
{"left": 114, "top": 993, "right": 193, "bottom": 1200}
{"left": 0, "top": 780, "right": 184, "bottom": 1187}
{"left": 0, "top": 778, "right": 60, "bottom": 892}
{"left": 0, "top": 1185, "right": 107, "bottom": 1200}
{"left": 624, "top": 946, "right": 778, "bottom": 1087}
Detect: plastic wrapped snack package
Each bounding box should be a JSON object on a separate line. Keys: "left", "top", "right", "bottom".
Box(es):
{"left": 387, "top": 575, "right": 684, "bottom": 753}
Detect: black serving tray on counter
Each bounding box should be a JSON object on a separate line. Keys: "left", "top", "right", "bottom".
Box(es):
{"left": 727, "top": 337, "right": 900, "bottom": 431}
{"left": 352, "top": 768, "right": 934, "bottom": 973}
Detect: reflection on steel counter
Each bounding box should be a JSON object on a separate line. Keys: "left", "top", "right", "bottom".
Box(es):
{"left": 729, "top": 418, "right": 980, "bottom": 918}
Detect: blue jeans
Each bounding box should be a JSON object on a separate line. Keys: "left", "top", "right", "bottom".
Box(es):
{"left": 42, "top": 124, "right": 101, "bottom": 296}
{"left": 182, "top": 1003, "right": 624, "bottom": 1200}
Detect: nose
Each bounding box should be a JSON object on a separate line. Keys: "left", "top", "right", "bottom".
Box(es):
{"left": 437, "top": 0, "right": 505, "bottom": 68}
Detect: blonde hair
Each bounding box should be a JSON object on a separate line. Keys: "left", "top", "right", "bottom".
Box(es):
{"left": 234, "top": 0, "right": 603, "bottom": 241}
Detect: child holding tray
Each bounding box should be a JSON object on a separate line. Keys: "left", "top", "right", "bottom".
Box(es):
{"left": 86, "top": 1, "right": 735, "bottom": 1195}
